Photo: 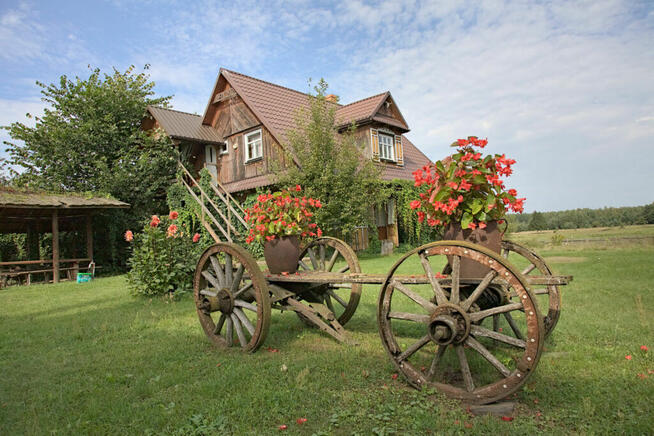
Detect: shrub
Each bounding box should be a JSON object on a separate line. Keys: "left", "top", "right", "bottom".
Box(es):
{"left": 126, "top": 212, "right": 207, "bottom": 297}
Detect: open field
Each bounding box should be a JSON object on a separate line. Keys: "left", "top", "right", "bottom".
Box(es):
{"left": 1, "top": 226, "right": 653, "bottom": 434}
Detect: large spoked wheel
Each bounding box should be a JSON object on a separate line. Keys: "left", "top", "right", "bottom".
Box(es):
{"left": 194, "top": 243, "right": 271, "bottom": 352}
{"left": 296, "top": 237, "right": 362, "bottom": 326}
{"left": 501, "top": 241, "right": 561, "bottom": 337}
{"left": 378, "top": 240, "right": 544, "bottom": 404}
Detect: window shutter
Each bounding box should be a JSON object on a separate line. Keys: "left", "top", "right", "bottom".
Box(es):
{"left": 371, "top": 128, "right": 380, "bottom": 162}
{"left": 394, "top": 135, "right": 404, "bottom": 166}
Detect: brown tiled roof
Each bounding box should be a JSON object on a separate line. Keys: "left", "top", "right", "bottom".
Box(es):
{"left": 335, "top": 92, "right": 388, "bottom": 126}
{"left": 0, "top": 187, "right": 129, "bottom": 209}
{"left": 221, "top": 174, "right": 272, "bottom": 194}
{"left": 380, "top": 136, "right": 432, "bottom": 182}
{"left": 147, "top": 106, "right": 224, "bottom": 144}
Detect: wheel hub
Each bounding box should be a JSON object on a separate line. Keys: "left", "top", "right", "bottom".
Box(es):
{"left": 216, "top": 288, "right": 234, "bottom": 314}
{"left": 428, "top": 304, "right": 470, "bottom": 345}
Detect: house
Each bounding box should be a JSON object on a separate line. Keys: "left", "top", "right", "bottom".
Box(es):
{"left": 143, "top": 68, "right": 431, "bottom": 250}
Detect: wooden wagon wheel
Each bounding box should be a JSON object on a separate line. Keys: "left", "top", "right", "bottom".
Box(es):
{"left": 378, "top": 240, "right": 544, "bottom": 404}
{"left": 295, "top": 237, "right": 362, "bottom": 326}
{"left": 501, "top": 241, "right": 561, "bottom": 337}
{"left": 194, "top": 243, "right": 271, "bottom": 352}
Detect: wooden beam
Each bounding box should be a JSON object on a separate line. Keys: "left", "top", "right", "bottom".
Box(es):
{"left": 212, "top": 88, "right": 237, "bottom": 104}
{"left": 86, "top": 214, "right": 93, "bottom": 260}
{"left": 52, "top": 210, "right": 59, "bottom": 283}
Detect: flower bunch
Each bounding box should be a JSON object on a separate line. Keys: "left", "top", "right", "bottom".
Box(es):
{"left": 126, "top": 211, "right": 201, "bottom": 243}
{"left": 411, "top": 136, "right": 525, "bottom": 229}
{"left": 244, "top": 185, "right": 323, "bottom": 244}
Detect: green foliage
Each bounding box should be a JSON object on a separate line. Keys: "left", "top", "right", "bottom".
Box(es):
{"left": 275, "top": 78, "right": 383, "bottom": 240}
{"left": 126, "top": 215, "right": 207, "bottom": 297}
{"left": 382, "top": 179, "right": 440, "bottom": 246}
{"left": 2, "top": 66, "right": 178, "bottom": 271}
{"left": 528, "top": 211, "right": 548, "bottom": 230}
{"left": 644, "top": 202, "right": 654, "bottom": 224}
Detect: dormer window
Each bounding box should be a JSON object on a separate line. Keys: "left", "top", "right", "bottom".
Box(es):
{"left": 244, "top": 129, "right": 263, "bottom": 162}
{"left": 379, "top": 133, "right": 395, "bottom": 161}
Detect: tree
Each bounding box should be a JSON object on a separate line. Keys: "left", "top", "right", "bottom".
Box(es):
{"left": 275, "top": 79, "right": 383, "bottom": 239}
{"left": 3, "top": 65, "right": 177, "bottom": 216}
{"left": 528, "top": 211, "right": 548, "bottom": 230}
{"left": 644, "top": 202, "right": 654, "bottom": 224}
{"left": 2, "top": 66, "right": 179, "bottom": 270}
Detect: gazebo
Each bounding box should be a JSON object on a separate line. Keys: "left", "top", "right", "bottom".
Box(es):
{"left": 0, "top": 188, "right": 129, "bottom": 285}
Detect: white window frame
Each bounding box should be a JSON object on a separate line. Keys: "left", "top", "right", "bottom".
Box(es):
{"left": 218, "top": 141, "right": 228, "bottom": 155}
{"left": 244, "top": 129, "right": 263, "bottom": 162}
{"left": 378, "top": 132, "right": 395, "bottom": 161}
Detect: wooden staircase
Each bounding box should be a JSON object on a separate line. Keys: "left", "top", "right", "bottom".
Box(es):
{"left": 178, "top": 162, "right": 248, "bottom": 243}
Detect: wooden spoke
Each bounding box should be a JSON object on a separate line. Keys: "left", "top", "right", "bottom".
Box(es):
{"left": 201, "top": 270, "right": 221, "bottom": 290}
{"left": 325, "top": 294, "right": 336, "bottom": 314}
{"left": 230, "top": 264, "right": 244, "bottom": 293}
{"left": 461, "top": 270, "right": 498, "bottom": 311}
{"left": 213, "top": 314, "right": 226, "bottom": 335}
{"left": 426, "top": 345, "right": 448, "bottom": 380}
{"left": 298, "top": 260, "right": 311, "bottom": 270}
{"left": 225, "top": 316, "right": 233, "bottom": 347}
{"left": 234, "top": 308, "right": 255, "bottom": 336}
{"left": 233, "top": 282, "right": 253, "bottom": 299}
{"left": 521, "top": 263, "right": 537, "bottom": 275}
{"left": 234, "top": 299, "right": 257, "bottom": 312}
{"left": 387, "top": 311, "right": 430, "bottom": 323}
{"left": 391, "top": 280, "right": 437, "bottom": 313}
{"left": 450, "top": 255, "right": 460, "bottom": 304}
{"left": 504, "top": 313, "right": 524, "bottom": 340}
{"left": 209, "top": 255, "right": 225, "bottom": 287}
{"left": 533, "top": 288, "right": 548, "bottom": 295}
{"left": 470, "top": 302, "right": 524, "bottom": 322}
{"left": 455, "top": 345, "right": 475, "bottom": 392}
{"left": 337, "top": 265, "right": 349, "bottom": 273}
{"left": 327, "top": 289, "right": 348, "bottom": 308}
{"left": 230, "top": 314, "right": 247, "bottom": 348}
{"left": 470, "top": 324, "right": 526, "bottom": 348}
{"left": 319, "top": 244, "right": 326, "bottom": 270}
{"left": 326, "top": 250, "right": 339, "bottom": 272}
{"left": 225, "top": 254, "right": 233, "bottom": 286}
{"left": 466, "top": 336, "right": 511, "bottom": 377}
{"left": 200, "top": 288, "right": 217, "bottom": 297}
{"left": 398, "top": 335, "right": 431, "bottom": 361}
{"left": 307, "top": 247, "right": 319, "bottom": 270}
{"left": 419, "top": 252, "right": 448, "bottom": 305}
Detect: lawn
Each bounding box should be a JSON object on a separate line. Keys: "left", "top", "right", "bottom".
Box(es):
{"left": 1, "top": 226, "right": 653, "bottom": 434}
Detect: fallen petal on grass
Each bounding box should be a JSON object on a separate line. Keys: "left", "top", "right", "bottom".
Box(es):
{"left": 278, "top": 424, "right": 287, "bottom": 430}
{"left": 296, "top": 418, "right": 307, "bottom": 425}
{"left": 501, "top": 416, "right": 514, "bottom": 422}
{"left": 625, "top": 355, "right": 632, "bottom": 360}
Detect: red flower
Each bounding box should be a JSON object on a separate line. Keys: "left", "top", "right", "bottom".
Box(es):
{"left": 168, "top": 211, "right": 179, "bottom": 220}
{"left": 501, "top": 416, "right": 514, "bottom": 422}
{"left": 478, "top": 222, "right": 487, "bottom": 229}
{"left": 410, "top": 200, "right": 422, "bottom": 209}
{"left": 167, "top": 224, "right": 178, "bottom": 237}
{"left": 296, "top": 418, "right": 307, "bottom": 425}
{"left": 391, "top": 373, "right": 398, "bottom": 380}
{"left": 317, "top": 228, "right": 323, "bottom": 237}
{"left": 124, "top": 230, "right": 133, "bottom": 242}
{"left": 625, "top": 355, "right": 632, "bottom": 360}
{"left": 468, "top": 222, "right": 477, "bottom": 229}
{"left": 150, "top": 215, "right": 160, "bottom": 228}
{"left": 508, "top": 189, "right": 517, "bottom": 196}
{"left": 295, "top": 184, "right": 301, "bottom": 191}
{"left": 457, "top": 138, "right": 469, "bottom": 146}
{"left": 192, "top": 233, "right": 201, "bottom": 243}
{"left": 278, "top": 424, "right": 287, "bottom": 430}
{"left": 641, "top": 345, "right": 649, "bottom": 352}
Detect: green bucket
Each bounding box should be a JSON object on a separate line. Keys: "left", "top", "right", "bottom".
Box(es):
{"left": 77, "top": 273, "right": 93, "bottom": 283}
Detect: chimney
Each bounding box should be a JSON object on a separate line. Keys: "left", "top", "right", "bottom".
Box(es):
{"left": 325, "top": 94, "right": 339, "bottom": 103}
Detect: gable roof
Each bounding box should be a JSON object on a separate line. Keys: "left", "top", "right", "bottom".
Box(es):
{"left": 335, "top": 92, "right": 409, "bottom": 131}
{"left": 147, "top": 106, "right": 224, "bottom": 144}
{"left": 381, "top": 136, "right": 431, "bottom": 182}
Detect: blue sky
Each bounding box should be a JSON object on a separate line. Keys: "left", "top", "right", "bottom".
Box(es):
{"left": 1, "top": 0, "right": 653, "bottom": 212}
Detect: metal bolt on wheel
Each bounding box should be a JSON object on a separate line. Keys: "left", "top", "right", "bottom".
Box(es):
{"left": 377, "top": 240, "right": 545, "bottom": 404}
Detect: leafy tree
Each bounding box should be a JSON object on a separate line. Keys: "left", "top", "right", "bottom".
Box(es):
{"left": 275, "top": 79, "right": 383, "bottom": 239}
{"left": 528, "top": 211, "right": 548, "bottom": 230}
{"left": 2, "top": 66, "right": 178, "bottom": 270}
{"left": 644, "top": 202, "right": 654, "bottom": 224}
{"left": 3, "top": 65, "right": 177, "bottom": 215}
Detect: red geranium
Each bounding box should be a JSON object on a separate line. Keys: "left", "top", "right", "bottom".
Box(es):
{"left": 167, "top": 224, "right": 178, "bottom": 237}
{"left": 169, "top": 211, "right": 179, "bottom": 220}
{"left": 411, "top": 137, "right": 525, "bottom": 229}
{"left": 192, "top": 233, "right": 201, "bottom": 243}
{"left": 244, "top": 186, "right": 323, "bottom": 244}
{"left": 150, "top": 215, "right": 161, "bottom": 228}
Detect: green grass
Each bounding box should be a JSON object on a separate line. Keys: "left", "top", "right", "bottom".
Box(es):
{"left": 1, "top": 227, "right": 653, "bottom": 434}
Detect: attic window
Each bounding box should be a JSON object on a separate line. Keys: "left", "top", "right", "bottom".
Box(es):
{"left": 244, "top": 129, "right": 263, "bottom": 162}
{"left": 379, "top": 133, "right": 395, "bottom": 161}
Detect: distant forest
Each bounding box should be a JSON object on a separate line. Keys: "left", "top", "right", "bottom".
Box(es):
{"left": 506, "top": 202, "right": 654, "bottom": 232}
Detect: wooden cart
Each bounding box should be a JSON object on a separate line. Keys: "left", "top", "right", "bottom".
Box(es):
{"left": 193, "top": 237, "right": 571, "bottom": 404}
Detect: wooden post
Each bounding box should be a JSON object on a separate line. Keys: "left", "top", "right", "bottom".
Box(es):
{"left": 86, "top": 214, "right": 93, "bottom": 261}
{"left": 52, "top": 210, "right": 60, "bottom": 283}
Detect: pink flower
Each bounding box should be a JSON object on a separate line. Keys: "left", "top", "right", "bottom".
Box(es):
{"left": 124, "top": 230, "right": 133, "bottom": 242}
{"left": 625, "top": 355, "right": 632, "bottom": 360}
{"left": 192, "top": 233, "right": 200, "bottom": 243}
{"left": 167, "top": 224, "right": 178, "bottom": 237}
{"left": 169, "top": 211, "right": 179, "bottom": 220}
{"left": 641, "top": 345, "right": 649, "bottom": 352}
{"left": 150, "top": 215, "right": 160, "bottom": 228}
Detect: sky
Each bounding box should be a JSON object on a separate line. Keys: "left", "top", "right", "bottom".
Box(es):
{"left": 1, "top": 0, "right": 653, "bottom": 212}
